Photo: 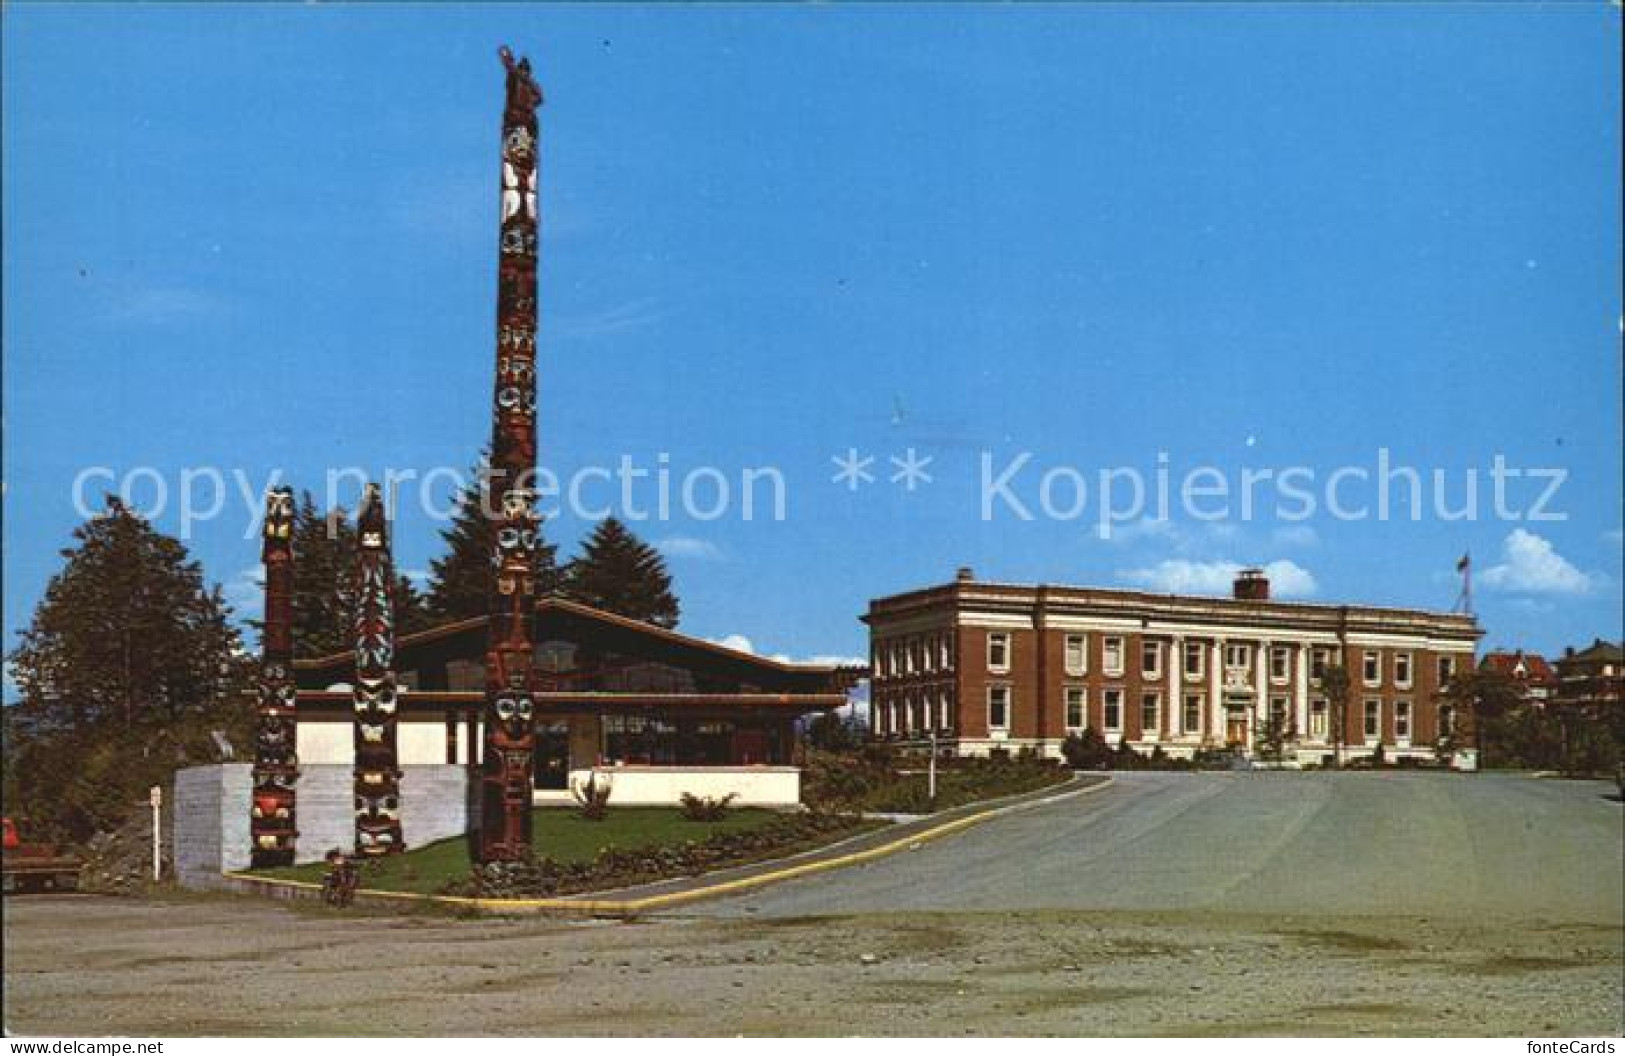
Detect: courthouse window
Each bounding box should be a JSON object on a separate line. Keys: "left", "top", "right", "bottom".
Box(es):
{"left": 988, "top": 686, "right": 1011, "bottom": 730}
{"left": 1103, "top": 689, "right": 1123, "bottom": 731}
{"left": 1363, "top": 651, "right": 1381, "bottom": 685}
{"left": 1395, "top": 653, "right": 1413, "bottom": 687}
{"left": 1140, "top": 693, "right": 1160, "bottom": 733}
{"left": 1141, "top": 641, "right": 1162, "bottom": 679}
{"left": 939, "top": 692, "right": 953, "bottom": 732}
{"left": 987, "top": 633, "right": 1010, "bottom": 671}
{"left": 1395, "top": 701, "right": 1411, "bottom": 740}
{"left": 1226, "top": 643, "right": 1252, "bottom": 669}
{"left": 1270, "top": 646, "right": 1290, "bottom": 682}
{"left": 1310, "top": 698, "right": 1328, "bottom": 738}
{"left": 1437, "top": 656, "right": 1455, "bottom": 685}
{"left": 1312, "top": 647, "right": 1331, "bottom": 680}
{"left": 1182, "top": 693, "right": 1202, "bottom": 733}
{"left": 1065, "top": 634, "right": 1087, "bottom": 676}
{"left": 1103, "top": 637, "right": 1125, "bottom": 675}
{"left": 1065, "top": 687, "right": 1086, "bottom": 730}
{"left": 1364, "top": 699, "right": 1382, "bottom": 741}
{"left": 1184, "top": 642, "right": 1205, "bottom": 678}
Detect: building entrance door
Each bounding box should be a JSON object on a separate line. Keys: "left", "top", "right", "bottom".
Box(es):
{"left": 1225, "top": 714, "right": 1249, "bottom": 747}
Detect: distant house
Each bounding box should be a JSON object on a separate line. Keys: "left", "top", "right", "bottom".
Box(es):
{"left": 1478, "top": 650, "right": 1559, "bottom": 707}
{"left": 1553, "top": 639, "right": 1624, "bottom": 717}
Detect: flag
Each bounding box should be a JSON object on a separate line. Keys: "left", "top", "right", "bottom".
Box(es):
{"left": 1456, "top": 552, "right": 1471, "bottom": 573}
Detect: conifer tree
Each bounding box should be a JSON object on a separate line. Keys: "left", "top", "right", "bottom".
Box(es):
{"left": 5, "top": 497, "right": 251, "bottom": 842}
{"left": 562, "top": 517, "right": 680, "bottom": 628}
{"left": 425, "top": 453, "right": 558, "bottom": 621}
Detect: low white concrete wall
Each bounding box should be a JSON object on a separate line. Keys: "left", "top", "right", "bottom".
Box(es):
{"left": 171, "top": 762, "right": 472, "bottom": 885}
{"left": 555, "top": 766, "right": 801, "bottom": 808}
{"left": 173, "top": 764, "right": 254, "bottom": 889}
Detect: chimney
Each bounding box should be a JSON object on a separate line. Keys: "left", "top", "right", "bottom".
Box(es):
{"left": 956, "top": 566, "right": 975, "bottom": 583}
{"left": 1234, "top": 568, "right": 1269, "bottom": 601}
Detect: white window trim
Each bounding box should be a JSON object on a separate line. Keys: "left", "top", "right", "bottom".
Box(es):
{"left": 1363, "top": 650, "right": 1382, "bottom": 687}
{"left": 1311, "top": 646, "right": 1331, "bottom": 683}
{"left": 1182, "top": 693, "right": 1203, "bottom": 733}
{"left": 1310, "top": 697, "right": 1328, "bottom": 739}
{"left": 1363, "top": 698, "right": 1382, "bottom": 744}
{"left": 1184, "top": 641, "right": 1205, "bottom": 679}
{"left": 1140, "top": 691, "right": 1161, "bottom": 735}
{"left": 1102, "top": 688, "right": 1124, "bottom": 732}
{"left": 1394, "top": 652, "right": 1413, "bottom": 690}
{"left": 1141, "top": 641, "right": 1163, "bottom": 681}
{"left": 1103, "top": 636, "right": 1125, "bottom": 676}
{"left": 987, "top": 632, "right": 1011, "bottom": 674}
{"left": 987, "top": 685, "right": 1011, "bottom": 731}
{"left": 1226, "top": 643, "right": 1252, "bottom": 670}
{"left": 1437, "top": 656, "right": 1455, "bottom": 685}
{"left": 1064, "top": 633, "right": 1088, "bottom": 677}
{"left": 1394, "top": 699, "right": 1412, "bottom": 745}
{"left": 1064, "top": 686, "right": 1087, "bottom": 731}
{"left": 1270, "top": 646, "right": 1291, "bottom": 684}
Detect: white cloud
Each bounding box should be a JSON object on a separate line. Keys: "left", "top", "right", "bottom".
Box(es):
{"left": 709, "top": 633, "right": 864, "bottom": 668}
{"left": 1118, "top": 558, "right": 1318, "bottom": 598}
{"left": 656, "top": 536, "right": 723, "bottom": 561}
{"left": 712, "top": 634, "right": 755, "bottom": 654}
{"left": 1479, "top": 529, "right": 1598, "bottom": 595}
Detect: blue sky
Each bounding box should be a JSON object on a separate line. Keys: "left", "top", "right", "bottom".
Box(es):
{"left": 4, "top": 4, "right": 1621, "bottom": 685}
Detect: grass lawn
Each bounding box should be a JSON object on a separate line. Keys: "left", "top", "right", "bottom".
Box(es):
{"left": 249, "top": 807, "right": 787, "bottom": 893}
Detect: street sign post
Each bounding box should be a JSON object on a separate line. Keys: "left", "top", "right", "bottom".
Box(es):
{"left": 149, "top": 785, "right": 162, "bottom": 882}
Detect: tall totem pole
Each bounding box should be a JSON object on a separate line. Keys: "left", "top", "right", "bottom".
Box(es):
{"left": 353, "top": 484, "right": 405, "bottom": 856}
{"left": 251, "top": 487, "right": 299, "bottom": 867}
{"left": 477, "top": 46, "right": 544, "bottom": 861}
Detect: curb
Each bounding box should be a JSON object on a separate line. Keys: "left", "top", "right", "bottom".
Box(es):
{"left": 223, "top": 774, "right": 1113, "bottom": 918}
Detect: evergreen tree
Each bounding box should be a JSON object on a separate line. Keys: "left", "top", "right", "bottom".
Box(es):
{"left": 5, "top": 497, "right": 252, "bottom": 842}
{"left": 425, "top": 453, "right": 558, "bottom": 621}
{"left": 562, "top": 517, "right": 680, "bottom": 628}
{"left": 279, "top": 491, "right": 432, "bottom": 659}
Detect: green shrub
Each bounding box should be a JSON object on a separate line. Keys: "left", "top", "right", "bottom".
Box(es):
{"left": 679, "top": 792, "right": 736, "bottom": 822}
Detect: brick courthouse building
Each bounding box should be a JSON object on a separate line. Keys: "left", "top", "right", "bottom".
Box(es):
{"left": 866, "top": 568, "right": 1482, "bottom": 765}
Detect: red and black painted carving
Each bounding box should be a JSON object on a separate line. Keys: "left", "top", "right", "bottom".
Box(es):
{"left": 353, "top": 484, "right": 405, "bottom": 856}
{"left": 478, "top": 46, "right": 544, "bottom": 862}
{"left": 251, "top": 487, "right": 299, "bottom": 867}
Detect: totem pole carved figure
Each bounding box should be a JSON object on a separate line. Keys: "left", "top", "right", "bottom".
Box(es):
{"left": 353, "top": 484, "right": 405, "bottom": 856}
{"left": 478, "top": 46, "right": 544, "bottom": 861}
{"left": 251, "top": 487, "right": 298, "bottom": 867}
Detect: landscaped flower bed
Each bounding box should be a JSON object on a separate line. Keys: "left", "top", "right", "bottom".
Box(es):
{"left": 457, "top": 811, "right": 877, "bottom": 899}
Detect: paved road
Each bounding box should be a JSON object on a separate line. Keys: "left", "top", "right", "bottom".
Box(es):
{"left": 709, "top": 771, "right": 1624, "bottom": 923}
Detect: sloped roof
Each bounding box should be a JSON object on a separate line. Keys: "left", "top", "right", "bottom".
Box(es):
{"left": 1480, "top": 650, "right": 1558, "bottom": 682}
{"left": 293, "top": 595, "right": 862, "bottom": 682}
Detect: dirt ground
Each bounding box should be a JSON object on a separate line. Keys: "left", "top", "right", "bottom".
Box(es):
{"left": 6, "top": 774, "right": 1620, "bottom": 1037}
{"left": 4, "top": 894, "right": 1620, "bottom": 1036}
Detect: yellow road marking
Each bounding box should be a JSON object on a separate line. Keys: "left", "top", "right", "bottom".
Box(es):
{"left": 223, "top": 776, "right": 1111, "bottom": 916}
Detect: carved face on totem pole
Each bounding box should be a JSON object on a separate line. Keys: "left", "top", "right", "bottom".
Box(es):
{"left": 352, "top": 484, "right": 404, "bottom": 856}
{"left": 251, "top": 488, "right": 299, "bottom": 866}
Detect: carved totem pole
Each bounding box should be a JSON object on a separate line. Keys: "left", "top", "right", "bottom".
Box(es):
{"left": 353, "top": 484, "right": 405, "bottom": 856}
{"left": 250, "top": 487, "right": 299, "bottom": 867}
{"left": 477, "top": 46, "right": 544, "bottom": 861}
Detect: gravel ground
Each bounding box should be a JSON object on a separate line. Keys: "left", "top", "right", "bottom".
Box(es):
{"left": 4, "top": 772, "right": 1620, "bottom": 1037}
